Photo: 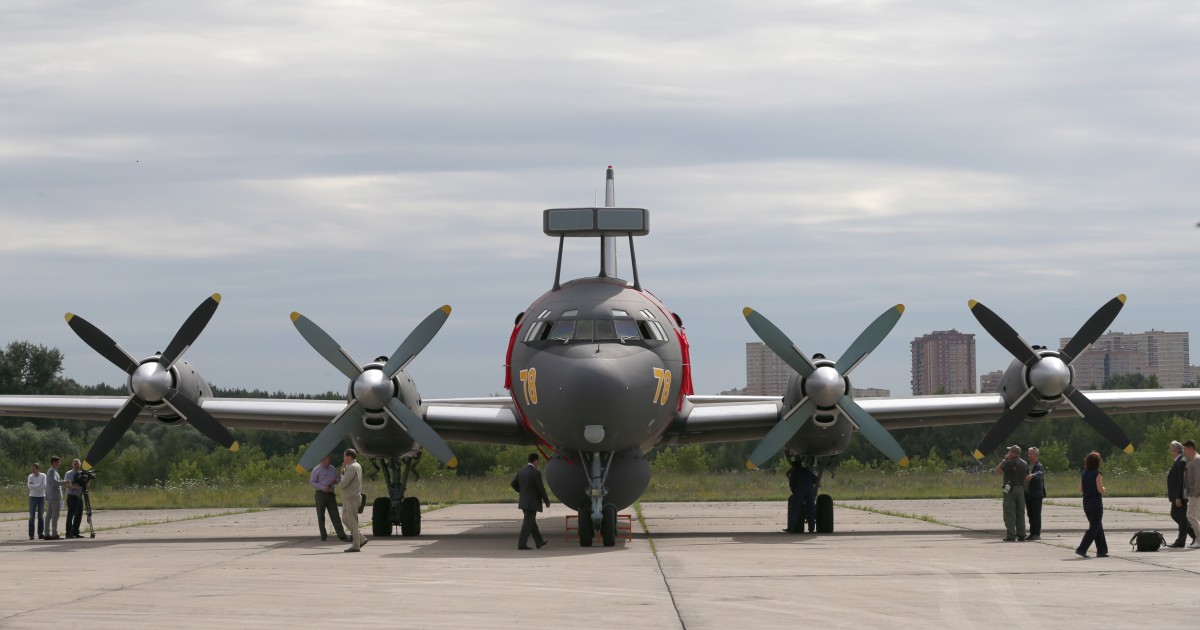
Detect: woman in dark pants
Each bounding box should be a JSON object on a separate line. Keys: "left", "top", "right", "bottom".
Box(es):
{"left": 1076, "top": 451, "right": 1108, "bottom": 558}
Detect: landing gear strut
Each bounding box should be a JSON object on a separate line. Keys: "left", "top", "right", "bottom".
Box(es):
{"left": 370, "top": 455, "right": 422, "bottom": 537}
{"left": 578, "top": 452, "right": 617, "bottom": 547}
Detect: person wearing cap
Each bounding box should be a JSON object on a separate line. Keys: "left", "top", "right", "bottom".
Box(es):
{"left": 1166, "top": 441, "right": 1195, "bottom": 548}
{"left": 994, "top": 445, "right": 1029, "bottom": 541}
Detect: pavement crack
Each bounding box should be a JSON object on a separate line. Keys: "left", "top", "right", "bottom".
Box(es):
{"left": 635, "top": 502, "right": 687, "bottom": 630}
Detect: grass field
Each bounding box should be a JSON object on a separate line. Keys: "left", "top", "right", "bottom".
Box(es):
{"left": 0, "top": 468, "right": 1167, "bottom": 513}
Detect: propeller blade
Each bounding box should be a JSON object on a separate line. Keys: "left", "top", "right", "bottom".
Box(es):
{"left": 160, "top": 293, "right": 221, "bottom": 368}
{"left": 162, "top": 389, "right": 239, "bottom": 452}
{"left": 384, "top": 399, "right": 458, "bottom": 468}
{"left": 835, "top": 304, "right": 905, "bottom": 375}
{"left": 742, "top": 307, "right": 816, "bottom": 378}
{"left": 291, "top": 312, "right": 363, "bottom": 380}
{"left": 382, "top": 305, "right": 452, "bottom": 378}
{"left": 746, "top": 398, "right": 818, "bottom": 470}
{"left": 1065, "top": 388, "right": 1134, "bottom": 454}
{"left": 64, "top": 313, "right": 139, "bottom": 375}
{"left": 972, "top": 388, "right": 1041, "bottom": 460}
{"left": 968, "top": 300, "right": 1039, "bottom": 366}
{"left": 83, "top": 397, "right": 145, "bottom": 469}
{"left": 837, "top": 397, "right": 909, "bottom": 466}
{"left": 296, "top": 403, "right": 365, "bottom": 472}
{"left": 1060, "top": 295, "right": 1127, "bottom": 363}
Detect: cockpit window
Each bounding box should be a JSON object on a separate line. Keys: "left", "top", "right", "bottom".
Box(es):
{"left": 547, "top": 320, "right": 575, "bottom": 342}
{"left": 614, "top": 319, "right": 641, "bottom": 340}
{"left": 574, "top": 319, "right": 594, "bottom": 342}
{"left": 612, "top": 309, "right": 629, "bottom": 317}
{"left": 537, "top": 309, "right": 551, "bottom": 320}
{"left": 595, "top": 319, "right": 617, "bottom": 340}
{"left": 562, "top": 309, "right": 579, "bottom": 318}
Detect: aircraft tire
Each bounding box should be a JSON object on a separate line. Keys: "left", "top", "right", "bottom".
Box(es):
{"left": 816, "top": 494, "right": 834, "bottom": 533}
{"left": 400, "top": 496, "right": 421, "bottom": 537}
{"left": 371, "top": 497, "right": 393, "bottom": 537}
{"left": 601, "top": 504, "right": 617, "bottom": 547}
{"left": 577, "top": 506, "right": 594, "bottom": 547}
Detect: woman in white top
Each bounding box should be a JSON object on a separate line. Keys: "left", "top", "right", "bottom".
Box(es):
{"left": 27, "top": 463, "right": 47, "bottom": 541}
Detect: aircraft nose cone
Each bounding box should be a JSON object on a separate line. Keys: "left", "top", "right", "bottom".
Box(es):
{"left": 130, "top": 361, "right": 172, "bottom": 402}
{"left": 1029, "top": 355, "right": 1071, "bottom": 398}
{"left": 807, "top": 365, "right": 846, "bottom": 408}
{"left": 353, "top": 369, "right": 393, "bottom": 410}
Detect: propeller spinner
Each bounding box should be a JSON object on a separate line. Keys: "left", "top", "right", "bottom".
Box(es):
{"left": 742, "top": 305, "right": 910, "bottom": 469}
{"left": 64, "top": 294, "right": 238, "bottom": 469}
{"left": 968, "top": 295, "right": 1133, "bottom": 460}
{"left": 292, "top": 305, "right": 457, "bottom": 472}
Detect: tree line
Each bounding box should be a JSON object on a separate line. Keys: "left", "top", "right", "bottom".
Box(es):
{"left": 2, "top": 340, "right": 1197, "bottom": 488}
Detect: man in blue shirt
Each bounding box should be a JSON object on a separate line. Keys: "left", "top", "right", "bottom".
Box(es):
{"left": 63, "top": 459, "right": 84, "bottom": 539}
{"left": 786, "top": 461, "right": 817, "bottom": 533}
{"left": 310, "top": 455, "right": 349, "bottom": 542}
{"left": 1024, "top": 447, "right": 1046, "bottom": 541}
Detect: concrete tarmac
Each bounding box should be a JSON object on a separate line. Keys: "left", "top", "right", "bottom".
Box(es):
{"left": 3, "top": 498, "right": 1198, "bottom": 628}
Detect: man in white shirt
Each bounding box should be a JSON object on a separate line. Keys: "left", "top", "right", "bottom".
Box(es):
{"left": 27, "top": 463, "right": 47, "bottom": 541}
{"left": 337, "top": 449, "right": 368, "bottom": 552}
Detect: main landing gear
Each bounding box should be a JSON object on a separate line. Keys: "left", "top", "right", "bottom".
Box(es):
{"left": 370, "top": 455, "right": 422, "bottom": 537}
{"left": 577, "top": 452, "right": 618, "bottom": 547}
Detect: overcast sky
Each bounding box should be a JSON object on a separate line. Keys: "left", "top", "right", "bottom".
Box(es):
{"left": 2, "top": 0, "right": 1198, "bottom": 398}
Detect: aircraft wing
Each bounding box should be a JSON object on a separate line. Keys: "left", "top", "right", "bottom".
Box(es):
{"left": 0, "top": 395, "right": 529, "bottom": 445}
{"left": 666, "top": 389, "right": 1200, "bottom": 445}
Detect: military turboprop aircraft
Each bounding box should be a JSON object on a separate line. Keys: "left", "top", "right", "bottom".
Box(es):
{"left": 5, "top": 167, "right": 1200, "bottom": 546}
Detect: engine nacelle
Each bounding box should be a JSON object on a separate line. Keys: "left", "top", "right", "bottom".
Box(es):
{"left": 134, "top": 358, "right": 212, "bottom": 426}
{"left": 350, "top": 364, "right": 419, "bottom": 458}
{"left": 781, "top": 372, "right": 854, "bottom": 456}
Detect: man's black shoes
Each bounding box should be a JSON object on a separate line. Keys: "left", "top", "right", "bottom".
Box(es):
{"left": 517, "top": 545, "right": 533, "bottom": 550}
{"left": 321, "top": 534, "right": 327, "bottom": 541}
{"left": 1168, "top": 541, "right": 1186, "bottom": 548}
{"left": 536, "top": 540, "right": 548, "bottom": 549}
{"left": 1003, "top": 536, "right": 1017, "bottom": 542}
{"left": 339, "top": 535, "right": 351, "bottom": 542}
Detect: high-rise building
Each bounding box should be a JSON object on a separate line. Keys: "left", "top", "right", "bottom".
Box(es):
{"left": 911, "top": 330, "right": 977, "bottom": 395}
{"left": 1060, "top": 330, "right": 1189, "bottom": 388}
{"left": 745, "top": 342, "right": 794, "bottom": 396}
{"left": 979, "top": 370, "right": 1005, "bottom": 394}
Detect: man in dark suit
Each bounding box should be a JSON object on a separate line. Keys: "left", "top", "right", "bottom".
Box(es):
{"left": 1024, "top": 447, "right": 1046, "bottom": 541}
{"left": 1167, "top": 440, "right": 1196, "bottom": 547}
{"left": 511, "top": 453, "right": 551, "bottom": 550}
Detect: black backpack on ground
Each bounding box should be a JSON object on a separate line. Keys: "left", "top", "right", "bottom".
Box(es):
{"left": 1130, "top": 531, "right": 1166, "bottom": 552}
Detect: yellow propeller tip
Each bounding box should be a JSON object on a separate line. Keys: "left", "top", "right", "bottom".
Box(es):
{"left": 440, "top": 305, "right": 452, "bottom": 314}
{"left": 895, "top": 304, "right": 905, "bottom": 314}
{"left": 1117, "top": 294, "right": 1127, "bottom": 304}
{"left": 229, "top": 441, "right": 240, "bottom": 453}
{"left": 967, "top": 299, "right": 979, "bottom": 309}
{"left": 290, "top": 312, "right": 302, "bottom": 323}
{"left": 742, "top": 307, "right": 754, "bottom": 317}
{"left": 898, "top": 457, "right": 910, "bottom": 468}
{"left": 82, "top": 461, "right": 93, "bottom": 471}
{"left": 1124, "top": 443, "right": 1135, "bottom": 455}
{"left": 211, "top": 292, "right": 222, "bottom": 303}
{"left": 447, "top": 456, "right": 458, "bottom": 469}
{"left": 296, "top": 465, "right": 307, "bottom": 475}
{"left": 973, "top": 450, "right": 986, "bottom": 461}
{"left": 745, "top": 460, "right": 757, "bottom": 471}
{"left": 64, "top": 312, "right": 74, "bottom": 322}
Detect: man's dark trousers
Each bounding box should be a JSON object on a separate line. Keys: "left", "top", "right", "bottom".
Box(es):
{"left": 1026, "top": 494, "right": 1043, "bottom": 537}
{"left": 1172, "top": 499, "right": 1195, "bottom": 545}
{"left": 519, "top": 509, "right": 545, "bottom": 548}
{"left": 66, "top": 495, "right": 82, "bottom": 537}
{"left": 315, "top": 491, "right": 346, "bottom": 539}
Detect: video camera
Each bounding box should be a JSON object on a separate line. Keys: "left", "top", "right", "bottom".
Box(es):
{"left": 77, "top": 469, "right": 97, "bottom": 487}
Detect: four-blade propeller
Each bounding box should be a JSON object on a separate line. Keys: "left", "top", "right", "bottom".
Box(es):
{"left": 742, "top": 305, "right": 910, "bottom": 469}
{"left": 968, "top": 295, "right": 1133, "bottom": 460}
{"left": 65, "top": 294, "right": 238, "bottom": 469}
{"left": 291, "top": 306, "right": 457, "bottom": 473}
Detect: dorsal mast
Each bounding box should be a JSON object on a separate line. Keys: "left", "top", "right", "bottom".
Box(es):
{"left": 602, "top": 165, "right": 618, "bottom": 278}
